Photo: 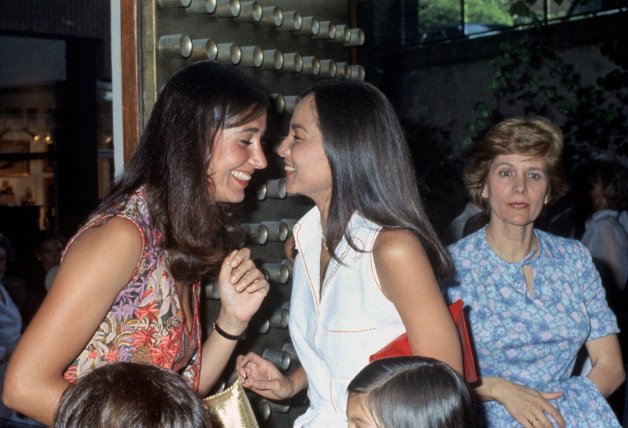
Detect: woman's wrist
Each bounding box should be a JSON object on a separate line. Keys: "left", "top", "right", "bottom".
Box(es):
{"left": 215, "top": 311, "right": 248, "bottom": 337}
{"left": 212, "top": 322, "right": 247, "bottom": 341}
{"left": 286, "top": 367, "right": 307, "bottom": 398}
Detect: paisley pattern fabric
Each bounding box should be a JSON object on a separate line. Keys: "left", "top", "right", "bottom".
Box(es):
{"left": 447, "top": 227, "right": 620, "bottom": 427}
{"left": 63, "top": 188, "right": 202, "bottom": 391}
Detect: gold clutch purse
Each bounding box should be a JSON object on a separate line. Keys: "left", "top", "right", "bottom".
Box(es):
{"left": 203, "top": 379, "right": 260, "bottom": 428}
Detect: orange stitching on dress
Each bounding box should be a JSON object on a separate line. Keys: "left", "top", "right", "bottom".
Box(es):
{"left": 294, "top": 223, "right": 319, "bottom": 314}
{"left": 369, "top": 228, "right": 385, "bottom": 295}
{"left": 352, "top": 236, "right": 364, "bottom": 262}
{"left": 327, "top": 327, "right": 376, "bottom": 333}
{"left": 324, "top": 239, "right": 351, "bottom": 286}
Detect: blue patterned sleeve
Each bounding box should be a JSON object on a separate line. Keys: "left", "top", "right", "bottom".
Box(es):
{"left": 575, "top": 241, "right": 619, "bottom": 339}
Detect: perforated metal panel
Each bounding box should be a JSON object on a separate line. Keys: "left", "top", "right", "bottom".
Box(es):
{"left": 135, "top": 2, "right": 364, "bottom": 425}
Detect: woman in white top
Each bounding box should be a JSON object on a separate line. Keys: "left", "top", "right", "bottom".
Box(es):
{"left": 236, "top": 80, "right": 462, "bottom": 427}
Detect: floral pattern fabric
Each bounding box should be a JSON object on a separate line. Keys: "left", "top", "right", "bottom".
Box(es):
{"left": 447, "top": 227, "right": 620, "bottom": 427}
{"left": 63, "top": 188, "right": 202, "bottom": 391}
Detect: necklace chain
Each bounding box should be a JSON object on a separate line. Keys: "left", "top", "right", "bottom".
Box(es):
{"left": 321, "top": 227, "right": 329, "bottom": 251}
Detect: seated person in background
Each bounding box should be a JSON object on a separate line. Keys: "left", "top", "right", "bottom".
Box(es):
{"left": 447, "top": 117, "right": 624, "bottom": 427}
{"left": 53, "top": 361, "right": 214, "bottom": 428}
{"left": 21, "top": 232, "right": 65, "bottom": 328}
{"left": 445, "top": 201, "right": 484, "bottom": 244}
{"left": 346, "top": 356, "right": 475, "bottom": 428}
{"left": 1, "top": 233, "right": 42, "bottom": 427}
{"left": 1, "top": 234, "right": 22, "bottom": 423}
{"left": 580, "top": 160, "right": 628, "bottom": 304}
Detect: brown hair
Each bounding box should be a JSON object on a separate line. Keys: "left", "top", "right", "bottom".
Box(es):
{"left": 53, "top": 362, "right": 214, "bottom": 428}
{"left": 101, "top": 61, "right": 269, "bottom": 283}
{"left": 465, "top": 117, "right": 568, "bottom": 210}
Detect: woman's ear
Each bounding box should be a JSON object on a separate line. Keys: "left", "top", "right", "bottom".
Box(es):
{"left": 481, "top": 184, "right": 489, "bottom": 200}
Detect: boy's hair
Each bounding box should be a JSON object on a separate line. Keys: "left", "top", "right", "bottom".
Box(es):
{"left": 53, "top": 362, "right": 214, "bottom": 428}
{"left": 348, "top": 356, "right": 476, "bottom": 428}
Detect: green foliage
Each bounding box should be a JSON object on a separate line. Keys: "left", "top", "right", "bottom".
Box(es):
{"left": 419, "top": 0, "right": 513, "bottom": 30}
{"left": 465, "top": 15, "right": 628, "bottom": 159}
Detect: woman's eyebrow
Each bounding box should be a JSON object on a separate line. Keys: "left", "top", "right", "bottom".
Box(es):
{"left": 290, "top": 123, "right": 308, "bottom": 134}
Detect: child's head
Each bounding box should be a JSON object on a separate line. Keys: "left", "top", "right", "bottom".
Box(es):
{"left": 347, "top": 356, "right": 475, "bottom": 428}
{"left": 53, "top": 362, "right": 214, "bottom": 428}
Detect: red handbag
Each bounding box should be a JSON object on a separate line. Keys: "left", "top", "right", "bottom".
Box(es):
{"left": 369, "top": 299, "right": 478, "bottom": 383}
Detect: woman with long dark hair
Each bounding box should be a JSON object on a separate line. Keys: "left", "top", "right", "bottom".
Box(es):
{"left": 4, "top": 61, "right": 270, "bottom": 425}
{"left": 236, "top": 80, "right": 462, "bottom": 427}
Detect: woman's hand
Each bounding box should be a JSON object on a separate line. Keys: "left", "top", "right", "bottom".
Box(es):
{"left": 478, "top": 376, "right": 565, "bottom": 428}
{"left": 235, "top": 352, "right": 301, "bottom": 401}
{"left": 217, "top": 248, "right": 269, "bottom": 332}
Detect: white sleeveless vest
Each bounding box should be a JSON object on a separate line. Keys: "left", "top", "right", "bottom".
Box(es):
{"left": 289, "top": 208, "right": 405, "bottom": 427}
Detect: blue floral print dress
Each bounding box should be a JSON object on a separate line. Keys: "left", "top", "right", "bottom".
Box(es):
{"left": 447, "top": 227, "right": 620, "bottom": 427}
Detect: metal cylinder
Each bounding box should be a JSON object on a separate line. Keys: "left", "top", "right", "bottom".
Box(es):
{"left": 262, "top": 349, "right": 291, "bottom": 371}
{"left": 185, "top": 0, "right": 217, "bottom": 14}
{"left": 236, "top": 1, "right": 261, "bottom": 22}
{"left": 348, "top": 64, "right": 366, "bottom": 81}
{"left": 216, "top": 42, "right": 241, "bottom": 64}
{"left": 280, "top": 218, "right": 297, "bottom": 232}
{"left": 284, "top": 95, "right": 300, "bottom": 114}
{"left": 315, "top": 21, "right": 336, "bottom": 40}
{"left": 261, "top": 221, "right": 289, "bottom": 242}
{"left": 256, "top": 400, "right": 271, "bottom": 422}
{"left": 269, "top": 307, "right": 289, "bottom": 328}
{"left": 257, "top": 319, "right": 270, "bottom": 334}
{"left": 262, "top": 262, "right": 291, "bottom": 284}
{"left": 259, "top": 178, "right": 287, "bottom": 199}
{"left": 277, "top": 11, "right": 302, "bottom": 31}
{"left": 268, "top": 177, "right": 286, "bottom": 197}
{"left": 260, "top": 6, "right": 283, "bottom": 27}
{"left": 212, "top": 380, "right": 226, "bottom": 394}
{"left": 212, "top": 0, "right": 240, "bottom": 17}
{"left": 302, "top": 56, "right": 321, "bottom": 76}
{"left": 268, "top": 401, "right": 290, "bottom": 413}
{"left": 282, "top": 52, "right": 303, "bottom": 73}
{"left": 319, "top": 59, "right": 337, "bottom": 78}
{"left": 344, "top": 28, "right": 366, "bottom": 46}
{"left": 190, "top": 38, "right": 218, "bottom": 61}
{"left": 269, "top": 93, "right": 285, "bottom": 115}
{"left": 158, "top": 0, "right": 192, "bottom": 8}
{"left": 297, "top": 16, "right": 319, "bottom": 36}
{"left": 158, "top": 34, "right": 193, "bottom": 59}
{"left": 239, "top": 45, "right": 263, "bottom": 67}
{"left": 261, "top": 49, "right": 283, "bottom": 71}
{"left": 335, "top": 61, "right": 349, "bottom": 79}
{"left": 281, "top": 342, "right": 299, "bottom": 363}
{"left": 245, "top": 222, "right": 268, "bottom": 245}
{"left": 203, "top": 280, "right": 220, "bottom": 299}
{"left": 331, "top": 24, "right": 351, "bottom": 43}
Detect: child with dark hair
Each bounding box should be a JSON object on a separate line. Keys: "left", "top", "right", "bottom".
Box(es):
{"left": 53, "top": 362, "right": 214, "bottom": 428}
{"left": 346, "top": 356, "right": 475, "bottom": 428}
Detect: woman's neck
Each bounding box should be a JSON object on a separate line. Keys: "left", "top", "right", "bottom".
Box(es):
{"left": 485, "top": 221, "right": 537, "bottom": 263}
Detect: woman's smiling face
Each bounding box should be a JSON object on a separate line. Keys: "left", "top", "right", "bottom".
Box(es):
{"left": 207, "top": 112, "right": 268, "bottom": 203}
{"left": 276, "top": 94, "right": 332, "bottom": 208}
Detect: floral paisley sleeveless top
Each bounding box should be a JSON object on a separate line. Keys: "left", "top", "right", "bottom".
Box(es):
{"left": 62, "top": 187, "right": 202, "bottom": 391}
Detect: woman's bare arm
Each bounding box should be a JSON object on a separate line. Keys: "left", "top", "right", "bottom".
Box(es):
{"left": 3, "top": 217, "right": 142, "bottom": 425}
{"left": 374, "top": 229, "right": 463, "bottom": 372}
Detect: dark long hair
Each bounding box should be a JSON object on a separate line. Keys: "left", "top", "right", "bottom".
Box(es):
{"left": 348, "top": 356, "right": 476, "bottom": 428}
{"left": 103, "top": 61, "right": 268, "bottom": 283}
{"left": 53, "top": 362, "right": 214, "bottom": 428}
{"left": 305, "top": 80, "right": 451, "bottom": 282}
